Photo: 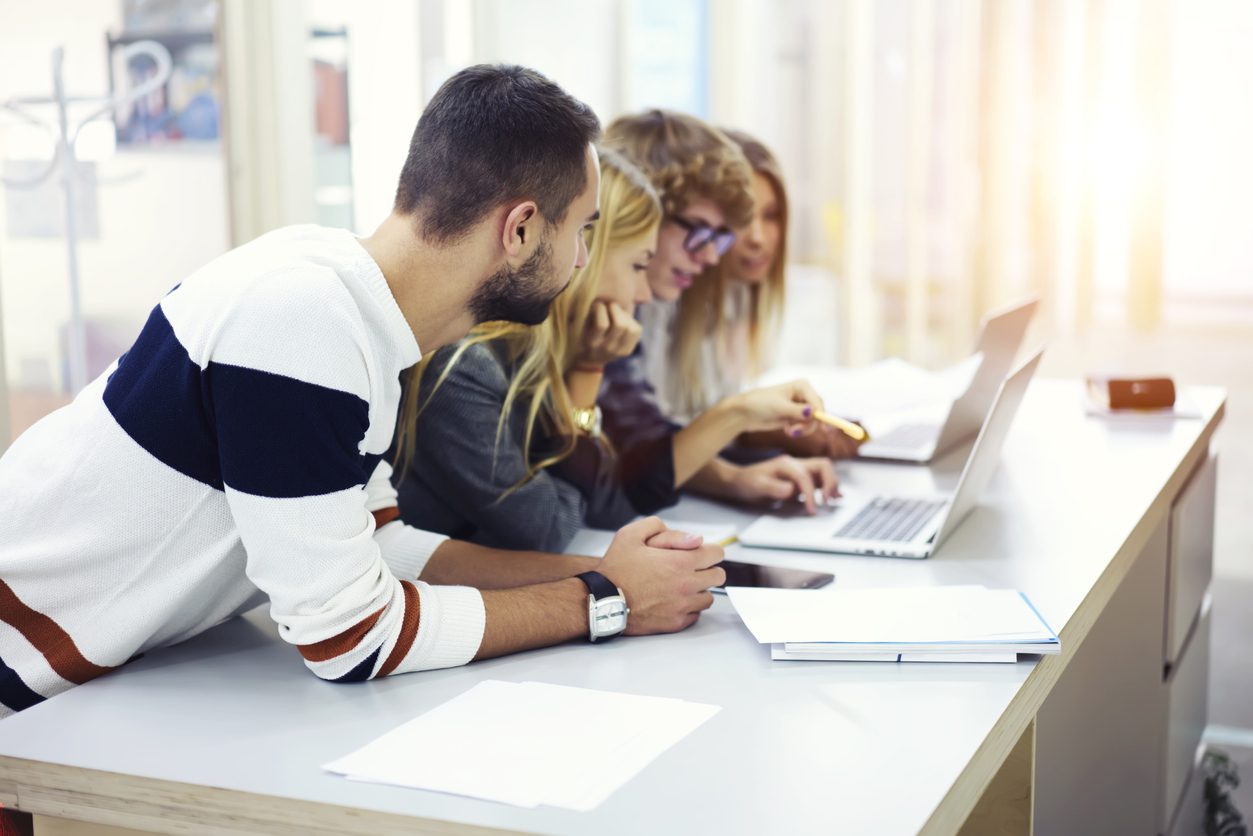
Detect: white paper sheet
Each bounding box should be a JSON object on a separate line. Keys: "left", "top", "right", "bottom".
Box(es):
{"left": 323, "top": 680, "right": 720, "bottom": 811}
{"left": 756, "top": 355, "right": 985, "bottom": 424}
{"left": 725, "top": 585, "right": 1055, "bottom": 645}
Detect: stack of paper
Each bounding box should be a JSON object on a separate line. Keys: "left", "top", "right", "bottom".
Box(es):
{"left": 323, "top": 680, "right": 719, "bottom": 810}
{"left": 755, "top": 355, "right": 985, "bottom": 433}
{"left": 726, "top": 585, "right": 1059, "bottom": 663}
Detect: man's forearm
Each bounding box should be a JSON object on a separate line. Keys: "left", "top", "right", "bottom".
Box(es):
{"left": 474, "top": 577, "right": 588, "bottom": 659}
{"left": 420, "top": 539, "right": 600, "bottom": 589}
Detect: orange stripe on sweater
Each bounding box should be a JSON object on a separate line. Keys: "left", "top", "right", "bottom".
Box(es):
{"left": 0, "top": 579, "right": 115, "bottom": 685}
{"left": 372, "top": 507, "right": 400, "bottom": 529}
{"left": 297, "top": 607, "right": 385, "bottom": 663}
{"left": 377, "top": 581, "right": 421, "bottom": 677}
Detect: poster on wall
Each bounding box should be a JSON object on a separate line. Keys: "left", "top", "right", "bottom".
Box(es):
{"left": 109, "top": 0, "right": 221, "bottom": 145}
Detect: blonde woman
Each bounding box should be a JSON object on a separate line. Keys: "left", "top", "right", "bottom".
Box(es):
{"left": 642, "top": 128, "right": 862, "bottom": 458}
{"left": 393, "top": 150, "right": 830, "bottom": 552}
{"left": 390, "top": 150, "right": 653, "bottom": 551}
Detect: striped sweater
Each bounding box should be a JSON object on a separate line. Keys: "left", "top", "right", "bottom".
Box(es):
{"left": 0, "top": 225, "right": 486, "bottom": 719}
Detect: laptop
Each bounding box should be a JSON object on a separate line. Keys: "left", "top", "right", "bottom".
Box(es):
{"left": 738, "top": 348, "right": 1043, "bottom": 559}
{"left": 857, "top": 296, "right": 1039, "bottom": 463}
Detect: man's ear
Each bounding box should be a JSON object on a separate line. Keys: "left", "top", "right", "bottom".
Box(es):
{"left": 502, "top": 201, "right": 538, "bottom": 258}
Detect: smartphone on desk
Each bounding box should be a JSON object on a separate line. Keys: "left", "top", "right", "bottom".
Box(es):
{"left": 712, "top": 559, "right": 833, "bottom": 592}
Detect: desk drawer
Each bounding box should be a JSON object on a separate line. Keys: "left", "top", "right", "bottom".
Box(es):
{"left": 1162, "top": 599, "right": 1210, "bottom": 833}
{"left": 1167, "top": 757, "right": 1206, "bottom": 836}
{"left": 1166, "top": 451, "right": 1216, "bottom": 667}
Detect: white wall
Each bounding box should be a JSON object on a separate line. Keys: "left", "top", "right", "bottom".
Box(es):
{"left": 1164, "top": 0, "right": 1253, "bottom": 300}
{"left": 473, "top": 0, "right": 622, "bottom": 123}
{"left": 327, "top": 0, "right": 622, "bottom": 234}
{"left": 308, "top": 0, "right": 423, "bottom": 234}
{"left": 0, "top": 0, "right": 230, "bottom": 390}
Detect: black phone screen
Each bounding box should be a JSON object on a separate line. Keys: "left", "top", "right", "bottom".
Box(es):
{"left": 714, "top": 559, "right": 834, "bottom": 591}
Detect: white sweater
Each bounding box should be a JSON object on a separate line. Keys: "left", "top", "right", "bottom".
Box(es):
{"left": 0, "top": 225, "right": 485, "bottom": 718}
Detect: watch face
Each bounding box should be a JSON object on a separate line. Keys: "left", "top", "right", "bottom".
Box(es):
{"left": 574, "top": 406, "right": 603, "bottom": 437}
{"left": 591, "top": 597, "right": 627, "bottom": 637}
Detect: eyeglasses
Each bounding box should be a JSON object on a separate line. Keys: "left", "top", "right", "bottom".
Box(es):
{"left": 669, "top": 216, "right": 737, "bottom": 257}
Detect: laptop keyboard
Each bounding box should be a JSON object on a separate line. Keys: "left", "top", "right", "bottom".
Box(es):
{"left": 835, "top": 497, "right": 947, "bottom": 542}
{"left": 870, "top": 423, "right": 936, "bottom": 449}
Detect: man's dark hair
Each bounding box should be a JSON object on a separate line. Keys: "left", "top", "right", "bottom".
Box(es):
{"left": 394, "top": 64, "right": 601, "bottom": 243}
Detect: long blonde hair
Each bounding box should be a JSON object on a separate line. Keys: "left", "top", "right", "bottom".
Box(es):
{"left": 669, "top": 130, "right": 789, "bottom": 415}
{"left": 393, "top": 149, "right": 662, "bottom": 486}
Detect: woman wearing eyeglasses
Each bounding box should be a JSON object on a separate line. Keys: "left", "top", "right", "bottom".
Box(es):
{"left": 600, "top": 110, "right": 841, "bottom": 515}
{"left": 641, "top": 129, "right": 864, "bottom": 460}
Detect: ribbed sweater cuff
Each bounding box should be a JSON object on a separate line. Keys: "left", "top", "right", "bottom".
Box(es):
{"left": 405, "top": 584, "right": 486, "bottom": 671}
{"left": 374, "top": 521, "right": 447, "bottom": 580}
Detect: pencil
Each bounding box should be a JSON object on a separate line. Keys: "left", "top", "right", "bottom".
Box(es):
{"left": 716, "top": 535, "right": 739, "bottom": 548}
{"left": 813, "top": 410, "right": 869, "bottom": 441}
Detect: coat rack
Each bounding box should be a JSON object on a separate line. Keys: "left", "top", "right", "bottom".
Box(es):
{"left": 1, "top": 41, "right": 172, "bottom": 394}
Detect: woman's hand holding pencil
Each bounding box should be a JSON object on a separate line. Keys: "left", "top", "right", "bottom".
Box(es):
{"left": 726, "top": 379, "right": 827, "bottom": 437}
{"left": 726, "top": 380, "right": 867, "bottom": 443}
{"left": 813, "top": 410, "right": 869, "bottom": 442}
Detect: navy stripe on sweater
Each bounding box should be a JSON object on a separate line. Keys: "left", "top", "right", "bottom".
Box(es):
{"left": 333, "top": 646, "right": 380, "bottom": 683}
{"left": 105, "top": 304, "right": 379, "bottom": 499}
{"left": 209, "top": 362, "right": 372, "bottom": 498}
{"left": 0, "top": 652, "right": 45, "bottom": 713}
{"left": 105, "top": 305, "right": 222, "bottom": 489}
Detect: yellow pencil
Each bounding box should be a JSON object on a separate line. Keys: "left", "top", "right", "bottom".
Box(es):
{"left": 716, "top": 534, "right": 739, "bottom": 548}
{"left": 813, "top": 410, "right": 870, "bottom": 442}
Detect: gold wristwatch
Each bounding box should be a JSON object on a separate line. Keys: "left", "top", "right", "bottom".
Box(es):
{"left": 571, "top": 405, "right": 603, "bottom": 438}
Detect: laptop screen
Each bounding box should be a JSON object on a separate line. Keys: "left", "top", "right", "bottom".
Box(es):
{"left": 929, "top": 347, "right": 1044, "bottom": 550}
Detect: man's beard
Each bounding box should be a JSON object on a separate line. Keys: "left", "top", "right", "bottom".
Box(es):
{"left": 469, "top": 238, "right": 565, "bottom": 326}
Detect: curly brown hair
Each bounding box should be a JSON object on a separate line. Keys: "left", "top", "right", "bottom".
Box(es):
{"left": 602, "top": 109, "right": 754, "bottom": 229}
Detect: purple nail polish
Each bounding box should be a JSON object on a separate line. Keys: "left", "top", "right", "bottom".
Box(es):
{"left": 802, "top": 406, "right": 813, "bottom": 418}
{"left": 791, "top": 428, "right": 803, "bottom": 438}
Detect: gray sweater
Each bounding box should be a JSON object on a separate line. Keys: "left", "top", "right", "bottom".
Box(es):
{"left": 394, "top": 341, "right": 641, "bottom": 552}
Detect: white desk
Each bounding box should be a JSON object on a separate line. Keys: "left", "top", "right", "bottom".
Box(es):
{"left": 0, "top": 380, "right": 1225, "bottom": 835}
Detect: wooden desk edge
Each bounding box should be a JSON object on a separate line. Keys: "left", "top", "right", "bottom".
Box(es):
{"left": 0, "top": 756, "right": 524, "bottom": 836}
{"left": 919, "top": 393, "right": 1225, "bottom": 835}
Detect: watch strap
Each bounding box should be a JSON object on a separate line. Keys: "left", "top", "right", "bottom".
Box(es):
{"left": 576, "top": 571, "right": 620, "bottom": 600}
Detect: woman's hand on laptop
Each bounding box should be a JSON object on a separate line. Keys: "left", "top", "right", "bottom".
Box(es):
{"left": 727, "top": 455, "right": 840, "bottom": 515}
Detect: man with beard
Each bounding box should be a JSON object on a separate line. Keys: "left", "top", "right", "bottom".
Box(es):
{"left": 0, "top": 65, "right": 725, "bottom": 722}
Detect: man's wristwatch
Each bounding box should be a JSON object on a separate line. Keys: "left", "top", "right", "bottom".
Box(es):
{"left": 576, "top": 571, "right": 628, "bottom": 642}
{"left": 571, "top": 405, "right": 603, "bottom": 438}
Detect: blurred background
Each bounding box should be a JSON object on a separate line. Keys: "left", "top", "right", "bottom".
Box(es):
{"left": 0, "top": 0, "right": 1250, "bottom": 811}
